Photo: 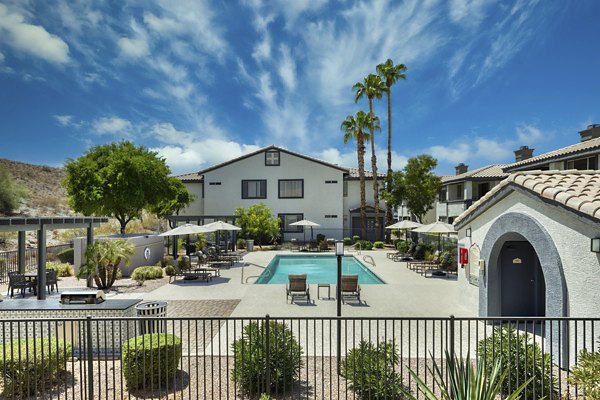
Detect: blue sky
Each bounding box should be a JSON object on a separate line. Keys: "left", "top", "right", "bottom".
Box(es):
{"left": 0, "top": 0, "right": 598, "bottom": 176}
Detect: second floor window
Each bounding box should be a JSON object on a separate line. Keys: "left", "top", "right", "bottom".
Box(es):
{"left": 566, "top": 156, "right": 597, "bottom": 170}
{"left": 279, "top": 179, "right": 303, "bottom": 198}
{"left": 242, "top": 180, "right": 266, "bottom": 199}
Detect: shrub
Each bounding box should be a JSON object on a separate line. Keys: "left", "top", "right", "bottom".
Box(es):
{"left": 343, "top": 237, "right": 353, "bottom": 246}
{"left": 316, "top": 233, "right": 325, "bottom": 243}
{"left": 319, "top": 241, "right": 329, "bottom": 251}
{"left": 0, "top": 337, "right": 72, "bottom": 396}
{"left": 116, "top": 269, "right": 123, "bottom": 280}
{"left": 340, "top": 340, "right": 405, "bottom": 399}
{"left": 45, "top": 262, "right": 74, "bottom": 277}
{"left": 478, "top": 324, "right": 557, "bottom": 398}
{"left": 232, "top": 320, "right": 303, "bottom": 393}
{"left": 395, "top": 240, "right": 410, "bottom": 253}
{"left": 131, "top": 266, "right": 164, "bottom": 283}
{"left": 373, "top": 241, "right": 384, "bottom": 249}
{"left": 122, "top": 334, "right": 182, "bottom": 390}
{"left": 236, "top": 238, "right": 246, "bottom": 249}
{"left": 177, "top": 256, "right": 189, "bottom": 269}
{"left": 259, "top": 394, "right": 271, "bottom": 400}
{"left": 162, "top": 255, "right": 174, "bottom": 268}
{"left": 568, "top": 345, "right": 600, "bottom": 400}
{"left": 354, "top": 240, "right": 373, "bottom": 250}
{"left": 352, "top": 235, "right": 361, "bottom": 243}
{"left": 57, "top": 248, "right": 74, "bottom": 264}
{"left": 164, "top": 265, "right": 175, "bottom": 276}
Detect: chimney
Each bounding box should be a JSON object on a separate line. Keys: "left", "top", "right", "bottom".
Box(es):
{"left": 455, "top": 163, "right": 468, "bottom": 175}
{"left": 514, "top": 146, "right": 534, "bottom": 162}
{"left": 579, "top": 124, "right": 600, "bottom": 142}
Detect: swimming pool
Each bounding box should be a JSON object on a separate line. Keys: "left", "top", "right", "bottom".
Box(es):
{"left": 255, "top": 255, "right": 385, "bottom": 284}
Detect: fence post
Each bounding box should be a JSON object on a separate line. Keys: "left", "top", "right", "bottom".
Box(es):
{"left": 265, "top": 314, "right": 271, "bottom": 395}
{"left": 449, "top": 314, "right": 455, "bottom": 400}
{"left": 86, "top": 316, "right": 94, "bottom": 400}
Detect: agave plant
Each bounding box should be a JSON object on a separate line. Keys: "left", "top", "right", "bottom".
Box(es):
{"left": 403, "top": 351, "right": 532, "bottom": 400}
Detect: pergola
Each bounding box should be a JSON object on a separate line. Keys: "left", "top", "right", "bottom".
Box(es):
{"left": 0, "top": 217, "right": 108, "bottom": 300}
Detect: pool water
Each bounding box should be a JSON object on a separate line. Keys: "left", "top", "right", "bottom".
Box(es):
{"left": 255, "top": 255, "right": 385, "bottom": 284}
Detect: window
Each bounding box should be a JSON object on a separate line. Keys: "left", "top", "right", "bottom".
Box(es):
{"left": 325, "top": 215, "right": 338, "bottom": 218}
{"left": 566, "top": 156, "right": 597, "bottom": 170}
{"left": 279, "top": 213, "right": 304, "bottom": 232}
{"left": 325, "top": 180, "right": 338, "bottom": 184}
{"left": 265, "top": 150, "right": 280, "bottom": 166}
{"left": 477, "top": 182, "right": 490, "bottom": 199}
{"left": 242, "top": 180, "right": 266, "bottom": 199}
{"left": 278, "top": 179, "right": 304, "bottom": 198}
{"left": 343, "top": 181, "right": 348, "bottom": 197}
{"left": 439, "top": 187, "right": 447, "bottom": 202}
{"left": 209, "top": 182, "right": 221, "bottom": 185}
{"left": 455, "top": 184, "right": 464, "bottom": 200}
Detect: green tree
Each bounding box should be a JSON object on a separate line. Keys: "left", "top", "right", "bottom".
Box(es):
{"left": 385, "top": 155, "right": 441, "bottom": 223}
{"left": 77, "top": 239, "right": 134, "bottom": 289}
{"left": 234, "top": 203, "right": 281, "bottom": 248}
{"left": 63, "top": 141, "right": 190, "bottom": 234}
{"left": 376, "top": 59, "right": 407, "bottom": 241}
{"left": 149, "top": 177, "right": 195, "bottom": 217}
{"left": 353, "top": 74, "right": 387, "bottom": 240}
{"left": 341, "top": 111, "right": 372, "bottom": 238}
{"left": 0, "top": 167, "right": 27, "bottom": 215}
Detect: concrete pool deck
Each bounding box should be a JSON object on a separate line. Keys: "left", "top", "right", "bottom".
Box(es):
{"left": 140, "top": 249, "right": 475, "bottom": 318}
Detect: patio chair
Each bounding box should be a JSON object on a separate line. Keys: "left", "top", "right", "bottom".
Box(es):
{"left": 341, "top": 274, "right": 361, "bottom": 304}
{"left": 393, "top": 244, "right": 422, "bottom": 262}
{"left": 7, "top": 271, "right": 36, "bottom": 298}
{"left": 46, "top": 269, "right": 59, "bottom": 292}
{"left": 286, "top": 274, "right": 310, "bottom": 303}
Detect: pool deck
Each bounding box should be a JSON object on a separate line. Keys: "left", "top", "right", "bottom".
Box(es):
{"left": 140, "top": 249, "right": 475, "bottom": 318}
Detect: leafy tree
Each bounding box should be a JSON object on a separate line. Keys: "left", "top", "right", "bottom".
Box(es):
{"left": 353, "top": 74, "right": 387, "bottom": 240}
{"left": 384, "top": 155, "right": 441, "bottom": 223}
{"left": 77, "top": 239, "right": 134, "bottom": 289}
{"left": 376, "top": 59, "right": 407, "bottom": 240}
{"left": 234, "top": 203, "right": 281, "bottom": 248}
{"left": 63, "top": 141, "right": 191, "bottom": 234}
{"left": 0, "top": 167, "right": 27, "bottom": 215}
{"left": 149, "top": 177, "right": 195, "bottom": 217}
{"left": 341, "top": 111, "right": 372, "bottom": 238}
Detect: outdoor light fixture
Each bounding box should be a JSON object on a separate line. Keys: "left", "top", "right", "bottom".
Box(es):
{"left": 335, "top": 241, "right": 344, "bottom": 256}
{"left": 592, "top": 237, "right": 600, "bottom": 253}
{"left": 466, "top": 228, "right": 472, "bottom": 238}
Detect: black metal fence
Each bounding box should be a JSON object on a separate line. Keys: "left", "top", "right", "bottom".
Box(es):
{"left": 0, "top": 244, "right": 71, "bottom": 284}
{"left": 0, "top": 315, "right": 598, "bottom": 399}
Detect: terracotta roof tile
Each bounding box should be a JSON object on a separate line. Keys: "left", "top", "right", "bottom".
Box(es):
{"left": 504, "top": 137, "right": 600, "bottom": 171}
{"left": 441, "top": 164, "right": 508, "bottom": 183}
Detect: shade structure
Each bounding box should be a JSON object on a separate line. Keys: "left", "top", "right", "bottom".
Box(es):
{"left": 412, "top": 221, "right": 456, "bottom": 234}
{"left": 158, "top": 223, "right": 214, "bottom": 236}
{"left": 385, "top": 220, "right": 422, "bottom": 230}
{"left": 200, "top": 220, "right": 241, "bottom": 252}
{"left": 289, "top": 219, "right": 320, "bottom": 244}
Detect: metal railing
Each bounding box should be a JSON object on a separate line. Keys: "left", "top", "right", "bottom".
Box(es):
{"left": 0, "top": 315, "right": 597, "bottom": 399}
{"left": 0, "top": 244, "right": 71, "bottom": 284}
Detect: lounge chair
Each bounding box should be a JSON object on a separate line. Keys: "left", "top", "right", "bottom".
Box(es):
{"left": 387, "top": 242, "right": 416, "bottom": 259}
{"left": 393, "top": 244, "right": 422, "bottom": 262}
{"left": 341, "top": 274, "right": 361, "bottom": 304}
{"left": 169, "top": 262, "right": 211, "bottom": 283}
{"left": 286, "top": 274, "right": 310, "bottom": 303}
{"left": 422, "top": 253, "right": 452, "bottom": 277}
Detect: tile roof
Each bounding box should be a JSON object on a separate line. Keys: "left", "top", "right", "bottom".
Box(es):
{"left": 441, "top": 164, "right": 508, "bottom": 183}
{"left": 454, "top": 170, "right": 600, "bottom": 228}
{"left": 175, "top": 171, "right": 204, "bottom": 182}
{"left": 503, "top": 137, "right": 600, "bottom": 171}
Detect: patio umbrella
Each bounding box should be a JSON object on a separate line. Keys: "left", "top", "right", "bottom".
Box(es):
{"left": 158, "top": 223, "right": 214, "bottom": 236}
{"left": 200, "top": 221, "right": 241, "bottom": 251}
{"left": 385, "top": 220, "right": 422, "bottom": 240}
{"left": 289, "top": 219, "right": 320, "bottom": 244}
{"left": 412, "top": 221, "right": 456, "bottom": 252}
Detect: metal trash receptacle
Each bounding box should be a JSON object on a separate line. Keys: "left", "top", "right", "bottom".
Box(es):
{"left": 135, "top": 301, "right": 168, "bottom": 334}
{"left": 246, "top": 239, "right": 254, "bottom": 252}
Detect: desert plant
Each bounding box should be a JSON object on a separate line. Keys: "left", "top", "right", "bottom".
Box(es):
{"left": 232, "top": 320, "right": 303, "bottom": 393}
{"left": 373, "top": 241, "right": 384, "bottom": 249}
{"left": 236, "top": 237, "right": 246, "bottom": 249}
{"left": 354, "top": 240, "right": 373, "bottom": 250}
{"left": 340, "top": 340, "right": 405, "bottom": 399}
{"left": 0, "top": 167, "right": 27, "bottom": 215}
{"left": 343, "top": 237, "right": 353, "bottom": 245}
{"left": 164, "top": 265, "right": 175, "bottom": 276}
{"left": 57, "top": 248, "right": 74, "bottom": 264}
{"left": 0, "top": 337, "right": 72, "bottom": 396}
{"left": 46, "top": 261, "right": 74, "bottom": 277}
{"left": 122, "top": 334, "right": 182, "bottom": 390}
{"left": 77, "top": 239, "right": 134, "bottom": 290}
{"left": 131, "top": 266, "right": 164, "bottom": 284}
{"left": 478, "top": 324, "right": 558, "bottom": 399}
{"left": 352, "top": 235, "right": 361, "bottom": 243}
{"left": 403, "top": 351, "right": 531, "bottom": 400}
{"left": 568, "top": 344, "right": 600, "bottom": 400}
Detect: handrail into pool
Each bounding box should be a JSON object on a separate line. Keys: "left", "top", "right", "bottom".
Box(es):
{"left": 363, "top": 254, "right": 375, "bottom": 267}
{"left": 241, "top": 261, "right": 268, "bottom": 284}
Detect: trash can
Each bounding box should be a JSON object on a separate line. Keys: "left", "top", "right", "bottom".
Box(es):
{"left": 135, "top": 301, "right": 168, "bottom": 334}
{"left": 246, "top": 239, "right": 254, "bottom": 252}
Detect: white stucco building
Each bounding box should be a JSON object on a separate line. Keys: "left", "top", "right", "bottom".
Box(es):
{"left": 176, "top": 145, "right": 387, "bottom": 241}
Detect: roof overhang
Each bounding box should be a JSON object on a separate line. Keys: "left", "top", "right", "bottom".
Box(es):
{"left": 0, "top": 217, "right": 108, "bottom": 232}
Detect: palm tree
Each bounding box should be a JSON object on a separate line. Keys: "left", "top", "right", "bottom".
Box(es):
{"left": 377, "top": 59, "right": 407, "bottom": 241}
{"left": 341, "top": 111, "right": 372, "bottom": 238}
{"left": 353, "top": 74, "right": 387, "bottom": 241}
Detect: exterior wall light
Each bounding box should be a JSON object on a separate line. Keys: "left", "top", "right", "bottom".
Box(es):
{"left": 466, "top": 228, "right": 472, "bottom": 238}
{"left": 592, "top": 237, "right": 600, "bottom": 253}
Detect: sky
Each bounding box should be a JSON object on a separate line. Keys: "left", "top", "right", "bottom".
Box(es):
{"left": 0, "top": 0, "right": 599, "bottom": 176}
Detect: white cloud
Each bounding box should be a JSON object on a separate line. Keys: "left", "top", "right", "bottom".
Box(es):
{"left": 92, "top": 116, "right": 133, "bottom": 135}
{"left": 0, "top": 4, "right": 69, "bottom": 64}
{"left": 428, "top": 142, "right": 472, "bottom": 164}
{"left": 252, "top": 34, "right": 271, "bottom": 62}
{"left": 473, "top": 138, "right": 513, "bottom": 161}
{"left": 516, "top": 124, "right": 545, "bottom": 144}
{"left": 277, "top": 44, "right": 297, "bottom": 91}
{"left": 318, "top": 146, "right": 408, "bottom": 172}
{"left": 449, "top": 0, "right": 491, "bottom": 27}
{"left": 117, "top": 21, "right": 149, "bottom": 60}
{"left": 54, "top": 114, "right": 74, "bottom": 127}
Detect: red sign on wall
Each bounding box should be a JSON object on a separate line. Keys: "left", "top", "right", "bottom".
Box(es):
{"left": 459, "top": 247, "right": 469, "bottom": 266}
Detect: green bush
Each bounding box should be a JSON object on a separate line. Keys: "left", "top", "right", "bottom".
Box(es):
{"left": 569, "top": 345, "right": 600, "bottom": 400}
{"left": 131, "top": 266, "right": 164, "bottom": 283}
{"left": 478, "top": 324, "right": 557, "bottom": 398}
{"left": 164, "top": 265, "right": 175, "bottom": 276}
{"left": 373, "top": 241, "right": 384, "bottom": 249}
{"left": 0, "top": 337, "right": 72, "bottom": 396}
{"left": 177, "top": 256, "right": 189, "bottom": 269}
{"left": 341, "top": 340, "right": 405, "bottom": 399}
{"left": 343, "top": 237, "right": 353, "bottom": 246}
{"left": 316, "top": 233, "right": 325, "bottom": 243}
{"left": 46, "top": 262, "right": 74, "bottom": 277}
{"left": 122, "top": 334, "right": 182, "bottom": 390}
{"left": 57, "top": 248, "right": 74, "bottom": 264}
{"left": 259, "top": 394, "right": 271, "bottom": 400}
{"left": 319, "top": 240, "right": 329, "bottom": 251}
{"left": 116, "top": 269, "right": 123, "bottom": 280}
{"left": 352, "top": 235, "right": 361, "bottom": 243}
{"left": 162, "top": 255, "right": 174, "bottom": 268}
{"left": 354, "top": 240, "right": 373, "bottom": 250}
{"left": 236, "top": 238, "right": 246, "bottom": 249}
{"left": 232, "top": 320, "right": 303, "bottom": 393}
{"left": 395, "top": 240, "right": 410, "bottom": 253}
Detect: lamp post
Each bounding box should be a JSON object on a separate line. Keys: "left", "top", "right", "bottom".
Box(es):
{"left": 335, "top": 240, "right": 344, "bottom": 372}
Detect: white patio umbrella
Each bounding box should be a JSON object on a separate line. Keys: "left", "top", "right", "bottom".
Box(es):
{"left": 200, "top": 221, "right": 241, "bottom": 252}
{"left": 289, "top": 219, "right": 320, "bottom": 244}
{"left": 385, "top": 220, "right": 422, "bottom": 240}
{"left": 158, "top": 223, "right": 214, "bottom": 236}
{"left": 412, "top": 221, "right": 456, "bottom": 253}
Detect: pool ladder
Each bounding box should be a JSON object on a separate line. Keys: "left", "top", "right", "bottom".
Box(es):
{"left": 363, "top": 255, "right": 376, "bottom": 267}
{"left": 243, "top": 262, "right": 270, "bottom": 284}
